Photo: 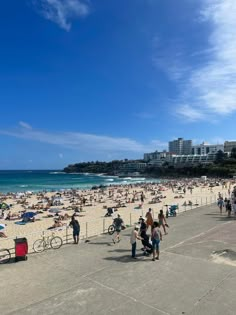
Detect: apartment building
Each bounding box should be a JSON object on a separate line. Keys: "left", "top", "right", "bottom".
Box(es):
{"left": 192, "top": 142, "right": 224, "bottom": 155}
{"left": 224, "top": 141, "right": 236, "bottom": 154}
{"left": 169, "top": 138, "right": 192, "bottom": 155}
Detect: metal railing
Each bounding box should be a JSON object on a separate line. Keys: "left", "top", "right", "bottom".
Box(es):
{"left": 0, "top": 193, "right": 223, "bottom": 257}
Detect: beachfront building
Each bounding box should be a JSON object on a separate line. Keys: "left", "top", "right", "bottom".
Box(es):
{"left": 144, "top": 151, "right": 173, "bottom": 163}
{"left": 192, "top": 142, "right": 224, "bottom": 155}
{"left": 224, "top": 141, "right": 236, "bottom": 154}
{"left": 118, "top": 162, "right": 147, "bottom": 174}
{"left": 171, "top": 153, "right": 216, "bottom": 166}
{"left": 169, "top": 138, "right": 192, "bottom": 155}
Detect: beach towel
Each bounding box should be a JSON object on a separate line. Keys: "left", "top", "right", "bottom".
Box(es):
{"left": 15, "top": 221, "right": 26, "bottom": 225}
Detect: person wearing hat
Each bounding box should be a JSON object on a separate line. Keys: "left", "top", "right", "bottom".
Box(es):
{"left": 130, "top": 226, "right": 143, "bottom": 259}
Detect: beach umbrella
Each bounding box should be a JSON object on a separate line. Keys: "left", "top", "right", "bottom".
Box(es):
{"left": 0, "top": 223, "right": 6, "bottom": 230}
{"left": 21, "top": 212, "right": 37, "bottom": 219}
{"left": 48, "top": 208, "right": 61, "bottom": 214}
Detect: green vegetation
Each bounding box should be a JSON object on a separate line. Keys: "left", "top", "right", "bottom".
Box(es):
{"left": 63, "top": 148, "right": 236, "bottom": 178}
{"left": 64, "top": 160, "right": 125, "bottom": 175}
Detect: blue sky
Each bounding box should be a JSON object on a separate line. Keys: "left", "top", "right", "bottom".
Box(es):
{"left": 0, "top": 0, "right": 236, "bottom": 169}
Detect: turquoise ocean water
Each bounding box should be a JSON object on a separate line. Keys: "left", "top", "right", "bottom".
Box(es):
{"left": 0, "top": 170, "right": 159, "bottom": 194}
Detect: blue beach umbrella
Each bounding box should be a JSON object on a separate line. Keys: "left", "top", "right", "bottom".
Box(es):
{"left": 0, "top": 223, "right": 6, "bottom": 230}
{"left": 21, "top": 212, "right": 37, "bottom": 219}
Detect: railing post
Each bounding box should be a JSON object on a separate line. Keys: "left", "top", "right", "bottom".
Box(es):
{"left": 66, "top": 226, "right": 68, "bottom": 244}
{"left": 103, "top": 219, "right": 105, "bottom": 233}
{"left": 86, "top": 222, "right": 88, "bottom": 239}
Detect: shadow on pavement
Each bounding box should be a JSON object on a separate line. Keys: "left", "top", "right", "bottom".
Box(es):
{"left": 103, "top": 253, "right": 146, "bottom": 263}
{"left": 107, "top": 249, "right": 131, "bottom": 253}
{"left": 88, "top": 241, "right": 113, "bottom": 246}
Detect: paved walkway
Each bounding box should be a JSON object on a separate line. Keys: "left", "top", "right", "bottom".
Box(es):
{"left": 1, "top": 203, "right": 236, "bottom": 315}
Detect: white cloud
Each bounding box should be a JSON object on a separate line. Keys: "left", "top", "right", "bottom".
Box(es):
{"left": 154, "top": 0, "right": 236, "bottom": 121}
{"left": 176, "top": 105, "right": 206, "bottom": 122}
{"left": 33, "top": 0, "right": 90, "bottom": 31}
{"left": 19, "top": 121, "right": 32, "bottom": 129}
{"left": 0, "top": 124, "right": 168, "bottom": 155}
{"left": 183, "top": 0, "right": 236, "bottom": 119}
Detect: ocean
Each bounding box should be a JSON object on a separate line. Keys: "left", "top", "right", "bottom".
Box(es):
{"left": 0, "top": 170, "right": 159, "bottom": 194}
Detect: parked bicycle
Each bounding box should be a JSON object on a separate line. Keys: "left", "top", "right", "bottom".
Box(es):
{"left": 0, "top": 247, "right": 11, "bottom": 264}
{"left": 33, "top": 232, "right": 63, "bottom": 253}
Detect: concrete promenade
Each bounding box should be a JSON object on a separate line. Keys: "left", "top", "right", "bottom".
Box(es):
{"left": 1, "top": 203, "right": 236, "bottom": 315}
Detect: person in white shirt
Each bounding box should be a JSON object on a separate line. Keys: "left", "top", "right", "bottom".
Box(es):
{"left": 130, "top": 226, "right": 143, "bottom": 259}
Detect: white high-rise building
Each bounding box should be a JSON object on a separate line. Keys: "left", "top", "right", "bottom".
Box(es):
{"left": 169, "top": 138, "right": 192, "bottom": 155}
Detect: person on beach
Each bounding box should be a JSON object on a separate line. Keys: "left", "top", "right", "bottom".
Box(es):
{"left": 158, "top": 210, "right": 168, "bottom": 235}
{"left": 69, "top": 215, "right": 80, "bottom": 244}
{"left": 145, "top": 208, "right": 153, "bottom": 229}
{"left": 112, "top": 214, "right": 124, "bottom": 244}
{"left": 130, "top": 226, "right": 143, "bottom": 259}
{"left": 151, "top": 221, "right": 162, "bottom": 261}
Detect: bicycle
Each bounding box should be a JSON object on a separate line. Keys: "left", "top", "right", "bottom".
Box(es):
{"left": 108, "top": 224, "right": 116, "bottom": 235}
{"left": 0, "top": 247, "right": 11, "bottom": 264}
{"left": 33, "top": 232, "right": 63, "bottom": 253}
{"left": 108, "top": 224, "right": 126, "bottom": 235}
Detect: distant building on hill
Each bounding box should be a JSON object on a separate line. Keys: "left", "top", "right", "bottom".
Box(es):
{"left": 192, "top": 142, "right": 224, "bottom": 155}
{"left": 171, "top": 153, "right": 216, "bottom": 166}
{"left": 224, "top": 141, "right": 236, "bottom": 154}
{"left": 144, "top": 151, "right": 173, "bottom": 162}
{"left": 168, "top": 138, "right": 192, "bottom": 155}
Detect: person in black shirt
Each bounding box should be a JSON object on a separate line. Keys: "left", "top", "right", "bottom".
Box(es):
{"left": 69, "top": 215, "right": 80, "bottom": 244}
{"left": 112, "top": 214, "right": 124, "bottom": 243}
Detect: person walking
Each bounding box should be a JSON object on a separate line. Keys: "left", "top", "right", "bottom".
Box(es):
{"left": 225, "top": 199, "right": 232, "bottom": 217}
{"left": 130, "top": 226, "right": 143, "bottom": 259}
{"left": 217, "top": 197, "right": 224, "bottom": 214}
{"left": 151, "top": 221, "right": 162, "bottom": 261}
{"left": 69, "top": 215, "right": 80, "bottom": 244}
{"left": 145, "top": 208, "right": 153, "bottom": 229}
{"left": 112, "top": 214, "right": 124, "bottom": 243}
{"left": 158, "top": 210, "right": 168, "bottom": 235}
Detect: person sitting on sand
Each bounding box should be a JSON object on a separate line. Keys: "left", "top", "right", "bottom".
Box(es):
{"left": 0, "top": 231, "right": 7, "bottom": 238}
{"left": 48, "top": 219, "right": 64, "bottom": 230}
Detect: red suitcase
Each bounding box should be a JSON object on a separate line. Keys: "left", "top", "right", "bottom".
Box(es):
{"left": 15, "top": 238, "right": 28, "bottom": 262}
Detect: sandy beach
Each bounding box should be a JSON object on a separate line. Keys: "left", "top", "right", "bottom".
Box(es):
{"left": 0, "top": 178, "right": 234, "bottom": 251}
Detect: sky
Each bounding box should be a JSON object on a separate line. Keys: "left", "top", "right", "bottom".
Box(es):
{"left": 0, "top": 0, "right": 236, "bottom": 169}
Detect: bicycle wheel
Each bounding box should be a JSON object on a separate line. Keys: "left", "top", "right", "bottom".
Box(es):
{"left": 0, "top": 249, "right": 11, "bottom": 264}
{"left": 108, "top": 225, "right": 115, "bottom": 235}
{"left": 33, "top": 239, "right": 46, "bottom": 253}
{"left": 50, "top": 236, "right": 62, "bottom": 249}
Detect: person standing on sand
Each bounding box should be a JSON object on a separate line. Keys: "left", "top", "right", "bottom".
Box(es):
{"left": 145, "top": 208, "right": 153, "bottom": 229}
{"left": 69, "top": 215, "right": 80, "bottom": 244}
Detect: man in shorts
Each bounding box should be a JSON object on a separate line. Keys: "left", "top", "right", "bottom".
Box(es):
{"left": 112, "top": 214, "right": 124, "bottom": 243}
{"left": 151, "top": 221, "right": 162, "bottom": 261}
{"left": 69, "top": 215, "right": 80, "bottom": 244}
